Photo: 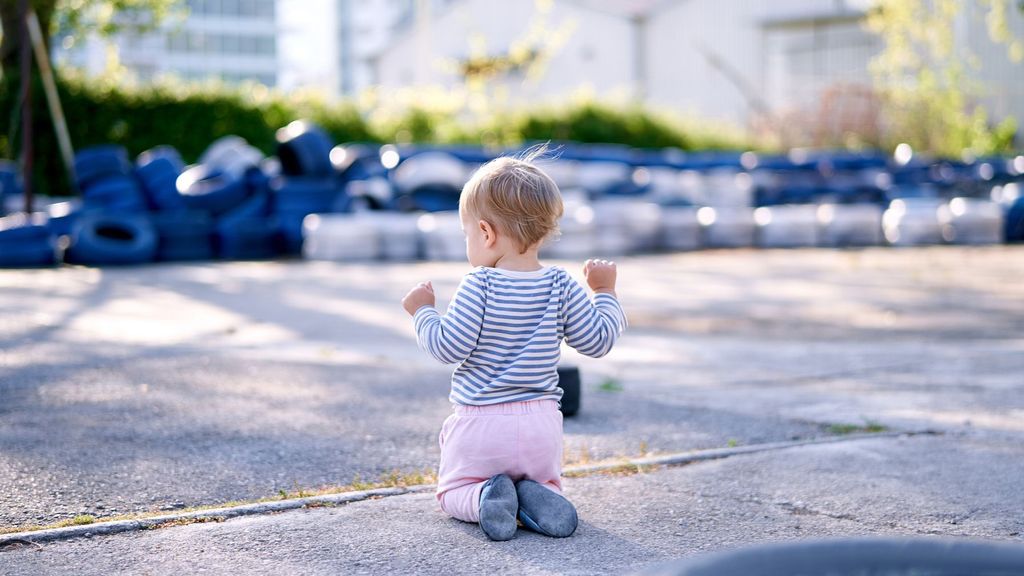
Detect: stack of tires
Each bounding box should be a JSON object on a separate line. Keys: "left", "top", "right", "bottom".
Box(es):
{"left": 171, "top": 136, "right": 268, "bottom": 260}
{"left": 66, "top": 146, "right": 157, "bottom": 265}
{"left": 389, "top": 151, "right": 468, "bottom": 213}
{"left": 137, "top": 146, "right": 213, "bottom": 262}
{"left": 0, "top": 213, "right": 56, "bottom": 267}
{"left": 216, "top": 171, "right": 281, "bottom": 260}
{"left": 332, "top": 143, "right": 394, "bottom": 211}
{"left": 273, "top": 121, "right": 344, "bottom": 254}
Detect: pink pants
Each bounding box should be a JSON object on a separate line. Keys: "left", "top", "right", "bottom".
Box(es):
{"left": 436, "top": 399, "right": 563, "bottom": 523}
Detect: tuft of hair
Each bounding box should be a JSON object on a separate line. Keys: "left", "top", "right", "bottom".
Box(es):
{"left": 516, "top": 142, "right": 562, "bottom": 164}
{"left": 460, "top": 144, "right": 565, "bottom": 253}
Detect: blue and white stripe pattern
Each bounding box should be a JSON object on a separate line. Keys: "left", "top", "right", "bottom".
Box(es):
{"left": 413, "top": 266, "right": 627, "bottom": 406}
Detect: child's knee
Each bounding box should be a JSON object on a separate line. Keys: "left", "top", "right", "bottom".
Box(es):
{"left": 437, "top": 485, "right": 481, "bottom": 523}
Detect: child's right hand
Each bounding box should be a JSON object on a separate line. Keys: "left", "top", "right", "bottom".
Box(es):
{"left": 584, "top": 259, "right": 617, "bottom": 296}
{"left": 402, "top": 281, "right": 435, "bottom": 316}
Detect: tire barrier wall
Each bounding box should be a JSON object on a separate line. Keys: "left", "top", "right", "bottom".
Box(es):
{"left": 0, "top": 135, "right": 1022, "bottom": 267}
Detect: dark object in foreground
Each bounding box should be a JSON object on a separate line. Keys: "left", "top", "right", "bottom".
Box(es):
{"left": 637, "top": 537, "right": 1024, "bottom": 576}
{"left": 557, "top": 366, "right": 581, "bottom": 417}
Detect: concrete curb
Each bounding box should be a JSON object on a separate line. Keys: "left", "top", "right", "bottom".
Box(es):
{"left": 0, "top": 430, "right": 936, "bottom": 547}
{"left": 0, "top": 485, "right": 435, "bottom": 547}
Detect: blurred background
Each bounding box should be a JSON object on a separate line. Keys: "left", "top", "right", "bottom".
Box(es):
{"left": 0, "top": 0, "right": 1022, "bottom": 266}
{"left": 2, "top": 1, "right": 1023, "bottom": 190}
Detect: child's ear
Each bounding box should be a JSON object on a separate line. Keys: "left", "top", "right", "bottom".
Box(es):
{"left": 479, "top": 220, "right": 497, "bottom": 248}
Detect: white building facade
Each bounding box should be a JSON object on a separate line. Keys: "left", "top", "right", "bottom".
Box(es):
{"left": 56, "top": 0, "right": 280, "bottom": 87}
{"left": 374, "top": 0, "right": 1024, "bottom": 134}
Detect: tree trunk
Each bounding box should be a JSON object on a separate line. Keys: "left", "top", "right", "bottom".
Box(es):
{"left": 0, "top": 0, "right": 57, "bottom": 81}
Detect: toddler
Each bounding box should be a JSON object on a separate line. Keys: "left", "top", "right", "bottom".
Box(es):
{"left": 401, "top": 151, "right": 627, "bottom": 541}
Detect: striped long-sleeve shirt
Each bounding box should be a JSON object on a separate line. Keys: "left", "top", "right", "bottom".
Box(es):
{"left": 413, "top": 266, "right": 627, "bottom": 406}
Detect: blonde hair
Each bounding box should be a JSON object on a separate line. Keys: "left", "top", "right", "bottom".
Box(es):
{"left": 459, "top": 147, "right": 564, "bottom": 253}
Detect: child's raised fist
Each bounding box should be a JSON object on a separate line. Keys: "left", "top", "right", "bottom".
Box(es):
{"left": 583, "top": 259, "right": 617, "bottom": 295}
{"left": 402, "top": 281, "right": 435, "bottom": 316}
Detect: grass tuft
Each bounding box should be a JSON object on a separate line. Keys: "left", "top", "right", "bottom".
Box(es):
{"left": 597, "top": 378, "right": 624, "bottom": 393}
{"left": 827, "top": 420, "right": 889, "bottom": 435}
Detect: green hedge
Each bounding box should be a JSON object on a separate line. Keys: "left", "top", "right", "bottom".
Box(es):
{"left": 0, "top": 73, "right": 749, "bottom": 198}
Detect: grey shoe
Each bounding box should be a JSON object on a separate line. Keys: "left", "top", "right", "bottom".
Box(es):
{"left": 515, "top": 479, "right": 578, "bottom": 538}
{"left": 478, "top": 474, "right": 518, "bottom": 541}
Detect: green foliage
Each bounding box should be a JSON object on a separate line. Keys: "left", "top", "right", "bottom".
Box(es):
{"left": 866, "top": 0, "right": 1022, "bottom": 157}
{"left": 55, "top": 0, "right": 185, "bottom": 39}
{"left": 0, "top": 72, "right": 374, "bottom": 196}
{"left": 597, "top": 377, "right": 624, "bottom": 393}
{"left": 484, "top": 101, "right": 744, "bottom": 151}
{"left": 0, "top": 71, "right": 751, "bottom": 198}
{"left": 827, "top": 420, "right": 888, "bottom": 435}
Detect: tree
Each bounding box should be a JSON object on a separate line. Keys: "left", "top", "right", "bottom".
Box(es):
{"left": 0, "top": 0, "right": 181, "bottom": 198}
{"left": 0, "top": 0, "right": 182, "bottom": 79}
{"left": 866, "top": 0, "right": 1023, "bottom": 157}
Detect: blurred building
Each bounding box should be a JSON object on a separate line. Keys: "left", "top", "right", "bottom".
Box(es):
{"left": 374, "top": 0, "right": 1024, "bottom": 134}
{"left": 335, "top": 0, "right": 458, "bottom": 96}
{"left": 56, "top": 0, "right": 280, "bottom": 87}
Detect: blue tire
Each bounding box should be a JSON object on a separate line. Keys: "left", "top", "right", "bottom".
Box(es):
{"left": 276, "top": 213, "right": 306, "bottom": 255}
{"left": 46, "top": 201, "right": 84, "bottom": 237}
{"left": 75, "top": 145, "right": 131, "bottom": 190}
{"left": 1006, "top": 197, "right": 1024, "bottom": 242}
{"left": 244, "top": 165, "right": 273, "bottom": 196}
{"left": 177, "top": 165, "right": 249, "bottom": 215}
{"left": 83, "top": 175, "right": 148, "bottom": 212}
{"left": 136, "top": 146, "right": 187, "bottom": 211}
{"left": 216, "top": 216, "right": 282, "bottom": 260}
{"left": 393, "top": 184, "right": 460, "bottom": 212}
{"left": 220, "top": 192, "right": 272, "bottom": 223}
{"left": 331, "top": 144, "right": 388, "bottom": 181}
{"left": 151, "top": 211, "right": 215, "bottom": 261}
{"left": 0, "top": 220, "right": 50, "bottom": 243}
{"left": 0, "top": 239, "right": 57, "bottom": 267}
{"left": 66, "top": 212, "right": 157, "bottom": 266}
{"left": 276, "top": 122, "right": 334, "bottom": 177}
{"left": 272, "top": 177, "right": 340, "bottom": 214}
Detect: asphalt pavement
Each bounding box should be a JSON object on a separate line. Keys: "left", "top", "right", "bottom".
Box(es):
{"left": 1, "top": 246, "right": 1022, "bottom": 573}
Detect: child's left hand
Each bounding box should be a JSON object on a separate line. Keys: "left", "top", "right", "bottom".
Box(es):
{"left": 402, "top": 281, "right": 435, "bottom": 316}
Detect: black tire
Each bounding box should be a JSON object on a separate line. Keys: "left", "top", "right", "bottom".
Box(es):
{"left": 66, "top": 212, "right": 157, "bottom": 266}
{"left": 177, "top": 165, "right": 249, "bottom": 215}
{"left": 637, "top": 537, "right": 1024, "bottom": 576}
{"left": 557, "top": 366, "right": 581, "bottom": 417}
{"left": 74, "top": 145, "right": 131, "bottom": 190}
{"left": 276, "top": 122, "right": 334, "bottom": 177}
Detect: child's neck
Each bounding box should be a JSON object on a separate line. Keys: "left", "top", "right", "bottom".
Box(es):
{"left": 493, "top": 248, "right": 542, "bottom": 272}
